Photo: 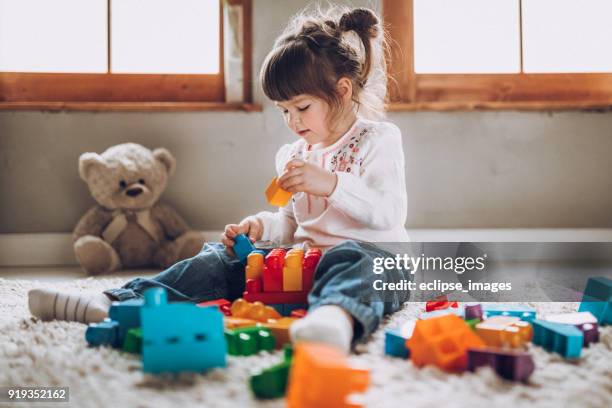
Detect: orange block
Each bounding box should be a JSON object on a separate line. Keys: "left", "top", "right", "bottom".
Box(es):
{"left": 475, "top": 316, "right": 533, "bottom": 348}
{"left": 287, "top": 343, "right": 370, "bottom": 408}
{"left": 265, "top": 177, "right": 292, "bottom": 207}
{"left": 230, "top": 298, "right": 281, "bottom": 322}
{"left": 245, "top": 252, "right": 264, "bottom": 281}
{"left": 258, "top": 317, "right": 298, "bottom": 348}
{"left": 406, "top": 314, "right": 485, "bottom": 372}
{"left": 224, "top": 316, "right": 258, "bottom": 329}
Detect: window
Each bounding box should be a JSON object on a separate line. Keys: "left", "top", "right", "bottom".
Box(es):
{"left": 0, "top": 0, "right": 256, "bottom": 111}
{"left": 383, "top": 0, "right": 612, "bottom": 110}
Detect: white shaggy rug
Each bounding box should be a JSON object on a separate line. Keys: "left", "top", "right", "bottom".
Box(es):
{"left": 1, "top": 277, "right": 611, "bottom": 408}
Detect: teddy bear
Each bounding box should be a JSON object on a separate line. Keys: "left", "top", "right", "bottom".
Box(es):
{"left": 73, "top": 143, "right": 205, "bottom": 275}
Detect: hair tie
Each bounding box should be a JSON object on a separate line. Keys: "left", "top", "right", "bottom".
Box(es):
{"left": 341, "top": 30, "right": 366, "bottom": 64}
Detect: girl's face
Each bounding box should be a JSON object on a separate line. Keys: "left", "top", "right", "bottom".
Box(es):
{"left": 275, "top": 95, "right": 336, "bottom": 146}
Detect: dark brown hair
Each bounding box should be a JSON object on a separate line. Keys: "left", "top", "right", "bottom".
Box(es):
{"left": 260, "top": 5, "right": 387, "bottom": 124}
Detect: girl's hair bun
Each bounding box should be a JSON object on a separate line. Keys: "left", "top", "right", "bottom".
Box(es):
{"left": 339, "top": 8, "right": 378, "bottom": 38}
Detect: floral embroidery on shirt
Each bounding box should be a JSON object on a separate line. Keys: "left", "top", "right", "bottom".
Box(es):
{"left": 330, "top": 127, "right": 367, "bottom": 174}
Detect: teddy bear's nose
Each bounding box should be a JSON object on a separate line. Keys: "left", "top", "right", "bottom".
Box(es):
{"left": 126, "top": 187, "right": 143, "bottom": 197}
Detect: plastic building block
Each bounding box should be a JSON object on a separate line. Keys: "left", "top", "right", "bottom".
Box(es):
{"left": 224, "top": 316, "right": 258, "bottom": 329}
{"left": 407, "top": 314, "right": 485, "bottom": 372}
{"left": 258, "top": 317, "right": 298, "bottom": 348}
{"left": 108, "top": 298, "right": 144, "bottom": 345}
{"left": 243, "top": 290, "right": 308, "bottom": 306}
{"left": 85, "top": 319, "right": 120, "bottom": 348}
{"left": 532, "top": 320, "right": 583, "bottom": 359}
{"left": 283, "top": 249, "right": 304, "bottom": 291}
{"left": 287, "top": 342, "right": 369, "bottom": 408}
{"left": 225, "top": 326, "right": 275, "bottom": 356}
{"left": 141, "top": 288, "right": 226, "bottom": 374}
{"left": 263, "top": 248, "right": 286, "bottom": 292}
{"left": 384, "top": 321, "right": 415, "bottom": 358}
{"left": 425, "top": 295, "right": 458, "bottom": 312}
{"left": 475, "top": 316, "right": 533, "bottom": 348}
{"left": 303, "top": 248, "right": 321, "bottom": 290}
{"left": 233, "top": 234, "right": 256, "bottom": 264}
{"left": 265, "top": 177, "right": 292, "bottom": 207}
{"left": 467, "top": 347, "right": 535, "bottom": 382}
{"left": 575, "top": 322, "right": 599, "bottom": 346}
{"left": 464, "top": 303, "right": 483, "bottom": 321}
{"left": 250, "top": 345, "right": 293, "bottom": 399}
{"left": 290, "top": 309, "right": 307, "bottom": 318}
{"left": 122, "top": 327, "right": 143, "bottom": 354}
{"left": 578, "top": 276, "right": 612, "bottom": 325}
{"left": 197, "top": 298, "right": 232, "bottom": 316}
{"left": 419, "top": 308, "right": 464, "bottom": 320}
{"left": 246, "top": 251, "right": 265, "bottom": 280}
{"left": 465, "top": 318, "right": 480, "bottom": 331}
{"left": 230, "top": 298, "right": 281, "bottom": 322}
{"left": 483, "top": 305, "right": 536, "bottom": 322}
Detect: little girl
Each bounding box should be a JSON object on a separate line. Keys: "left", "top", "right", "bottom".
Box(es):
{"left": 28, "top": 6, "right": 411, "bottom": 353}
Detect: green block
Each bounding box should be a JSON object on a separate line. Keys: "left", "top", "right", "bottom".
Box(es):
{"left": 465, "top": 318, "right": 481, "bottom": 331}
{"left": 122, "top": 327, "right": 143, "bottom": 354}
{"left": 250, "top": 344, "right": 294, "bottom": 399}
{"left": 225, "top": 327, "right": 275, "bottom": 356}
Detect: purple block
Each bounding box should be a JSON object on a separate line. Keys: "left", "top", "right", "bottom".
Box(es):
{"left": 465, "top": 303, "right": 483, "bottom": 321}
{"left": 576, "top": 322, "right": 599, "bottom": 346}
{"left": 467, "top": 347, "right": 535, "bottom": 382}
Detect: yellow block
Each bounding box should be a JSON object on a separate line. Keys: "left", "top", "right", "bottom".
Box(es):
{"left": 246, "top": 251, "right": 264, "bottom": 280}
{"left": 259, "top": 317, "right": 298, "bottom": 348}
{"left": 283, "top": 250, "right": 304, "bottom": 291}
{"left": 265, "top": 177, "right": 292, "bottom": 207}
{"left": 475, "top": 316, "right": 532, "bottom": 348}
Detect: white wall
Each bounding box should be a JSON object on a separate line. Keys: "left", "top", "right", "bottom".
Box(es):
{"left": 1, "top": 0, "right": 611, "bottom": 233}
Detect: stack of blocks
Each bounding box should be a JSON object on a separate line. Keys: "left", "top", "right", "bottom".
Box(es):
{"left": 235, "top": 234, "right": 322, "bottom": 316}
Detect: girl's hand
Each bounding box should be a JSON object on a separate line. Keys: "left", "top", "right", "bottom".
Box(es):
{"left": 278, "top": 159, "right": 338, "bottom": 197}
{"left": 221, "top": 217, "right": 263, "bottom": 255}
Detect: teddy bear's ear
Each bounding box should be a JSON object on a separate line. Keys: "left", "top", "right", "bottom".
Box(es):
{"left": 153, "top": 148, "right": 176, "bottom": 176}
{"left": 78, "top": 152, "right": 105, "bottom": 182}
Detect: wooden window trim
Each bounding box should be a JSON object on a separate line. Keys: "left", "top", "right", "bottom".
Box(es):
{"left": 0, "top": 0, "right": 261, "bottom": 112}
{"left": 383, "top": 0, "right": 612, "bottom": 111}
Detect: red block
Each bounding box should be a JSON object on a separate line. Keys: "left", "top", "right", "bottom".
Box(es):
{"left": 302, "top": 248, "right": 321, "bottom": 291}
{"left": 425, "top": 295, "right": 458, "bottom": 312}
{"left": 243, "top": 290, "right": 308, "bottom": 305}
{"left": 291, "top": 309, "right": 308, "bottom": 318}
{"left": 263, "top": 249, "right": 285, "bottom": 292}
{"left": 246, "top": 278, "right": 262, "bottom": 294}
{"left": 196, "top": 298, "right": 232, "bottom": 316}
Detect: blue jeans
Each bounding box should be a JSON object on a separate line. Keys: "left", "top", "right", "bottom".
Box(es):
{"left": 105, "top": 240, "right": 411, "bottom": 342}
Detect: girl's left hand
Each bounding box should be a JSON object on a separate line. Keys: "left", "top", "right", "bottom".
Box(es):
{"left": 278, "top": 159, "right": 338, "bottom": 197}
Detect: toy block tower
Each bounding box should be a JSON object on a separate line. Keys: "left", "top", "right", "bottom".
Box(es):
{"left": 287, "top": 342, "right": 370, "bottom": 408}
{"left": 141, "top": 288, "right": 226, "bottom": 374}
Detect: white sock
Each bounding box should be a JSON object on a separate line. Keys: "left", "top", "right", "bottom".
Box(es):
{"left": 28, "top": 289, "right": 112, "bottom": 324}
{"left": 289, "top": 305, "right": 354, "bottom": 354}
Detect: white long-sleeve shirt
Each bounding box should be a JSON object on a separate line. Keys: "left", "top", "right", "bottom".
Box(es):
{"left": 254, "top": 116, "right": 410, "bottom": 249}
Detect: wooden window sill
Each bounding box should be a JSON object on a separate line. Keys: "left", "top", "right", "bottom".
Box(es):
{"left": 0, "top": 101, "right": 263, "bottom": 112}
{"left": 386, "top": 101, "right": 612, "bottom": 112}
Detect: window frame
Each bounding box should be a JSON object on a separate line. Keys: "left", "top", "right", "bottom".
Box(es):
{"left": 382, "top": 0, "right": 612, "bottom": 111}
{"left": 0, "top": 0, "right": 258, "bottom": 112}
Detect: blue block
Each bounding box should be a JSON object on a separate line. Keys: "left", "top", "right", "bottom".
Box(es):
{"left": 578, "top": 277, "right": 612, "bottom": 325}
{"left": 109, "top": 298, "right": 144, "bottom": 344}
{"left": 85, "top": 319, "right": 120, "bottom": 348}
{"left": 141, "top": 288, "right": 227, "bottom": 374}
{"left": 532, "top": 320, "right": 583, "bottom": 359}
{"left": 384, "top": 329, "right": 410, "bottom": 358}
{"left": 483, "top": 305, "right": 536, "bottom": 322}
{"left": 233, "top": 234, "right": 256, "bottom": 263}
